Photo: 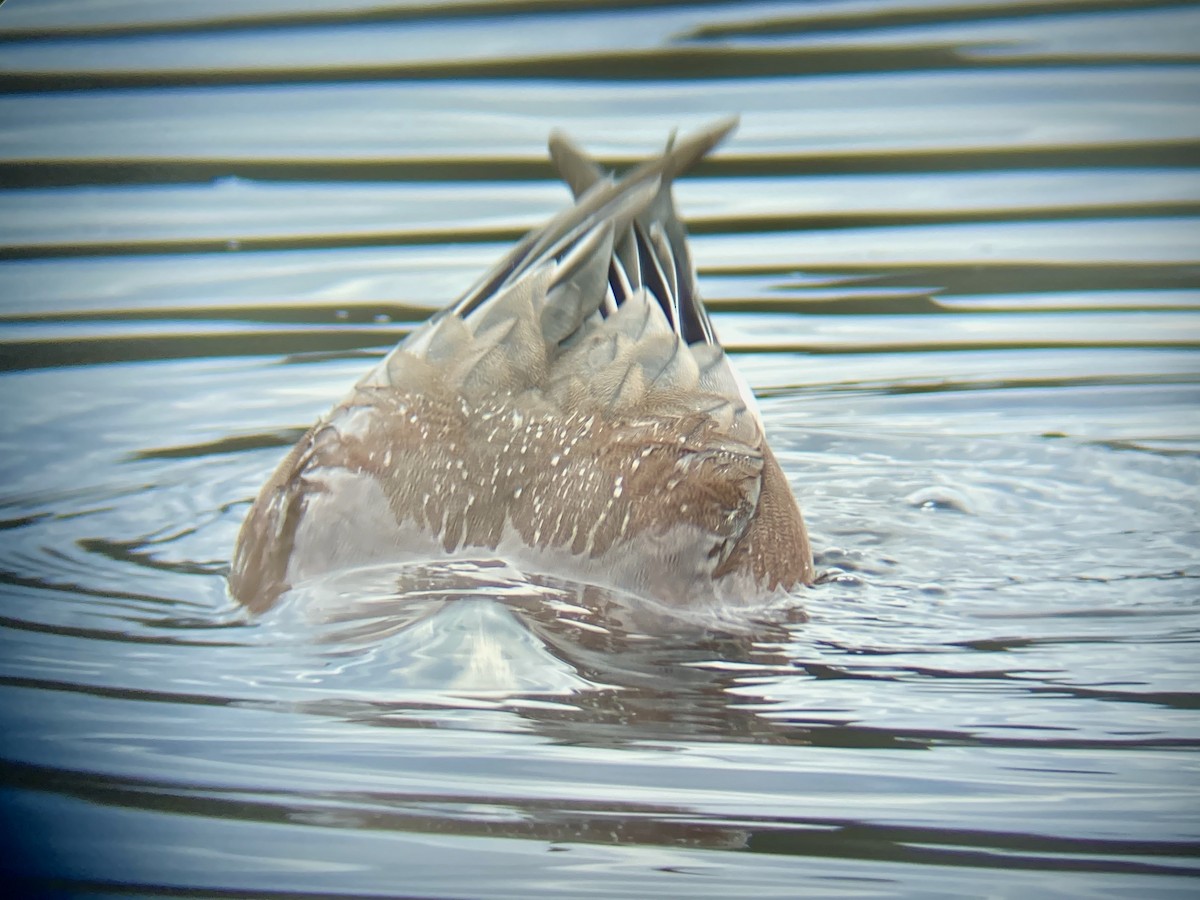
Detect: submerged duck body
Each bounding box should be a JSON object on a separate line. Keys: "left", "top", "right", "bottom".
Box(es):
{"left": 231, "top": 118, "right": 813, "bottom": 613}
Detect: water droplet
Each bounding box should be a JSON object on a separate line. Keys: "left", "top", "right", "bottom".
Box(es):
{"left": 904, "top": 486, "right": 974, "bottom": 514}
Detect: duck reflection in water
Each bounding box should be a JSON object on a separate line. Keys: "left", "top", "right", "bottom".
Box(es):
{"left": 242, "top": 557, "right": 808, "bottom": 853}
{"left": 268, "top": 559, "right": 805, "bottom": 744}
{"left": 231, "top": 117, "right": 813, "bottom": 640}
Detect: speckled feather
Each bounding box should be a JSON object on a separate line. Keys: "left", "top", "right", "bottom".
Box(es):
{"left": 230, "top": 117, "right": 813, "bottom": 612}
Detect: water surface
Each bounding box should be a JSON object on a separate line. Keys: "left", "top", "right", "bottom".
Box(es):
{"left": 0, "top": 0, "right": 1198, "bottom": 897}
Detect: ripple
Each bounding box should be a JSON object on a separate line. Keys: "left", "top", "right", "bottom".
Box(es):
{"left": 1, "top": 1, "right": 1197, "bottom": 896}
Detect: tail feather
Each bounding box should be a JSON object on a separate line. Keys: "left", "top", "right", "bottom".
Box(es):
{"left": 548, "top": 120, "right": 732, "bottom": 348}
{"left": 370, "top": 117, "right": 743, "bottom": 418}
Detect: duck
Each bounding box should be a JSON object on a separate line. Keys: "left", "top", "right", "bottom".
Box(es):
{"left": 230, "top": 116, "right": 814, "bottom": 613}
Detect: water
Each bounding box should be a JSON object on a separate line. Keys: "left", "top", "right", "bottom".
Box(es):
{"left": 1, "top": 0, "right": 1198, "bottom": 896}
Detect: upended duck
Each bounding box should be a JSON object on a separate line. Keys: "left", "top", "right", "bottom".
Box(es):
{"left": 230, "top": 117, "right": 814, "bottom": 613}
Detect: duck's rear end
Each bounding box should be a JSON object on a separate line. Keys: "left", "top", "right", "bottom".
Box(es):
{"left": 230, "top": 118, "right": 813, "bottom": 612}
